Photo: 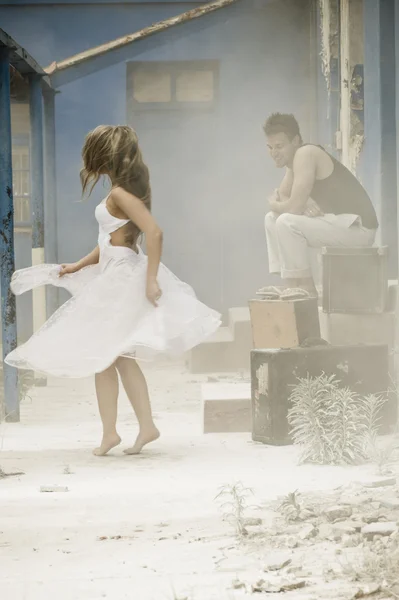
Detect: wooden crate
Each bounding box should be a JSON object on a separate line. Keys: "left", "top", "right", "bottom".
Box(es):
{"left": 251, "top": 344, "right": 394, "bottom": 446}
{"left": 322, "top": 246, "right": 388, "bottom": 313}
{"left": 248, "top": 297, "right": 320, "bottom": 349}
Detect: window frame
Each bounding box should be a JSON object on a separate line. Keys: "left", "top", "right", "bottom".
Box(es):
{"left": 126, "top": 60, "right": 219, "bottom": 113}
{"left": 12, "top": 134, "right": 32, "bottom": 229}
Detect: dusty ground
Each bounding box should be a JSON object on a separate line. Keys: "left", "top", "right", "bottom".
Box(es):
{"left": 0, "top": 361, "right": 398, "bottom": 600}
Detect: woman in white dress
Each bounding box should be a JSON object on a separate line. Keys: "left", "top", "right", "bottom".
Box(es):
{"left": 5, "top": 125, "right": 221, "bottom": 456}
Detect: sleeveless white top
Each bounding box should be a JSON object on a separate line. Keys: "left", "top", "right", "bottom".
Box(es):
{"left": 95, "top": 197, "right": 130, "bottom": 234}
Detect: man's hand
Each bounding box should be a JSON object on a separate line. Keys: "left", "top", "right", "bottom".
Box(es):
{"left": 268, "top": 189, "right": 281, "bottom": 212}
{"left": 304, "top": 198, "right": 324, "bottom": 218}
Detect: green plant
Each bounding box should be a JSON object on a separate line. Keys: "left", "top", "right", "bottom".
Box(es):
{"left": 287, "top": 374, "right": 388, "bottom": 465}
{"left": 369, "top": 438, "right": 397, "bottom": 476}
{"left": 346, "top": 546, "right": 399, "bottom": 599}
{"left": 279, "top": 490, "right": 302, "bottom": 522}
{"left": 215, "top": 482, "right": 254, "bottom": 538}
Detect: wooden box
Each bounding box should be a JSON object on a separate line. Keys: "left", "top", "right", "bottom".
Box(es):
{"left": 322, "top": 246, "right": 388, "bottom": 314}
{"left": 248, "top": 297, "right": 320, "bottom": 349}
{"left": 251, "top": 344, "right": 394, "bottom": 446}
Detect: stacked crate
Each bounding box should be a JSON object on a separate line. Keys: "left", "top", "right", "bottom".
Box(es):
{"left": 249, "top": 247, "right": 395, "bottom": 445}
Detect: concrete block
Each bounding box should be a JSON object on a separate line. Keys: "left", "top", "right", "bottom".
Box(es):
{"left": 201, "top": 382, "right": 251, "bottom": 433}
{"left": 189, "top": 307, "right": 252, "bottom": 373}
{"left": 319, "top": 309, "right": 395, "bottom": 348}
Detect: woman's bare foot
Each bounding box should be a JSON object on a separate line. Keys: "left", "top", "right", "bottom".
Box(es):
{"left": 93, "top": 433, "right": 122, "bottom": 456}
{"left": 123, "top": 426, "right": 160, "bottom": 455}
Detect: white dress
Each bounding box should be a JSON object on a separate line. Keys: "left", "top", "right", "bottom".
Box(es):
{"left": 5, "top": 198, "right": 221, "bottom": 378}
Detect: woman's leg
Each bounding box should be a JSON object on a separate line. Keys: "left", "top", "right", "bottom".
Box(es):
{"left": 93, "top": 363, "right": 121, "bottom": 456}
{"left": 115, "top": 357, "right": 160, "bottom": 455}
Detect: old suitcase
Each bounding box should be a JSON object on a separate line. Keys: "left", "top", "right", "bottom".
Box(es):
{"left": 248, "top": 297, "right": 320, "bottom": 349}
{"left": 322, "top": 246, "right": 388, "bottom": 313}
{"left": 251, "top": 343, "right": 394, "bottom": 446}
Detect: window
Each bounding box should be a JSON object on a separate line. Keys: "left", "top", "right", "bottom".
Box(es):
{"left": 127, "top": 61, "right": 218, "bottom": 111}
{"left": 12, "top": 144, "right": 31, "bottom": 225}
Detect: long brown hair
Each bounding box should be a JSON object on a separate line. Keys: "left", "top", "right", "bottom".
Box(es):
{"left": 81, "top": 125, "right": 151, "bottom": 246}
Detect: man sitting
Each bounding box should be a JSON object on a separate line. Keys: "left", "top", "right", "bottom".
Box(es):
{"left": 262, "top": 113, "right": 378, "bottom": 297}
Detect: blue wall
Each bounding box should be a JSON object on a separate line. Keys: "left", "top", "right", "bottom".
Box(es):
{"left": 362, "top": 0, "right": 397, "bottom": 277}
{"left": 2, "top": 0, "right": 314, "bottom": 319}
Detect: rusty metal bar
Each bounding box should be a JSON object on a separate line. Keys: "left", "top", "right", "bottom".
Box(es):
{"left": 0, "top": 46, "right": 19, "bottom": 422}
{"left": 29, "top": 73, "right": 47, "bottom": 386}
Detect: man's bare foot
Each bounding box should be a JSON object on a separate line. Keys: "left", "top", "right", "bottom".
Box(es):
{"left": 123, "top": 426, "right": 160, "bottom": 455}
{"left": 93, "top": 433, "right": 122, "bottom": 457}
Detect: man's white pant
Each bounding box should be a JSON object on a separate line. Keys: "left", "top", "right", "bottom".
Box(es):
{"left": 264, "top": 212, "right": 377, "bottom": 279}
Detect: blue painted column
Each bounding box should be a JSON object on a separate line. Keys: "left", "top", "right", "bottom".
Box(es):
{"left": 29, "top": 74, "right": 47, "bottom": 385}
{"left": 363, "top": 0, "right": 397, "bottom": 276}
{"left": 0, "top": 48, "right": 19, "bottom": 422}
{"left": 43, "top": 89, "right": 59, "bottom": 317}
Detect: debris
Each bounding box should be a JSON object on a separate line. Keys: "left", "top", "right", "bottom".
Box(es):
{"left": 280, "top": 580, "right": 306, "bottom": 591}
{"left": 298, "top": 524, "right": 317, "bottom": 540}
{"left": 339, "top": 495, "right": 367, "bottom": 507}
{"left": 332, "top": 522, "right": 359, "bottom": 539}
{"left": 231, "top": 579, "right": 246, "bottom": 590}
{"left": 252, "top": 579, "right": 280, "bottom": 594}
{"left": 352, "top": 584, "right": 382, "bottom": 598}
{"left": 252, "top": 578, "right": 306, "bottom": 593}
{"left": 264, "top": 557, "right": 292, "bottom": 572}
{"left": 244, "top": 517, "right": 263, "bottom": 527}
{"left": 0, "top": 468, "right": 24, "bottom": 479}
{"left": 318, "top": 524, "right": 335, "bottom": 540}
{"left": 40, "top": 485, "right": 69, "bottom": 493}
{"left": 361, "top": 522, "right": 398, "bottom": 540}
{"left": 286, "top": 566, "right": 312, "bottom": 577}
{"left": 362, "top": 477, "right": 396, "bottom": 488}
{"left": 362, "top": 513, "right": 386, "bottom": 524}
{"left": 380, "top": 498, "right": 399, "bottom": 510}
{"left": 324, "top": 505, "right": 353, "bottom": 522}
{"left": 299, "top": 508, "right": 316, "bottom": 520}
{"left": 342, "top": 533, "right": 362, "bottom": 548}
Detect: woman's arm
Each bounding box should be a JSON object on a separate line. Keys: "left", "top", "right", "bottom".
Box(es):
{"left": 111, "top": 187, "right": 163, "bottom": 305}
{"left": 76, "top": 246, "right": 100, "bottom": 269}
{"left": 59, "top": 246, "right": 99, "bottom": 277}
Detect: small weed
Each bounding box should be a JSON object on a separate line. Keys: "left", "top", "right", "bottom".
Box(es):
{"left": 287, "top": 374, "right": 388, "bottom": 465}
{"left": 215, "top": 482, "right": 254, "bottom": 538}
{"left": 369, "top": 439, "right": 397, "bottom": 476}
{"left": 279, "top": 490, "right": 302, "bottom": 522}
{"left": 346, "top": 546, "right": 399, "bottom": 598}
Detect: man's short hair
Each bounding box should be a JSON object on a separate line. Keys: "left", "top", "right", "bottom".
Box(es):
{"left": 263, "top": 113, "right": 302, "bottom": 142}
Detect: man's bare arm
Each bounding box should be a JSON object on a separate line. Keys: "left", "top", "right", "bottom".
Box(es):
{"left": 269, "top": 147, "right": 317, "bottom": 214}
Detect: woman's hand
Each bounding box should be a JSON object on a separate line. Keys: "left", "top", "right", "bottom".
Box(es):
{"left": 59, "top": 263, "right": 80, "bottom": 277}
{"left": 146, "top": 277, "right": 162, "bottom": 307}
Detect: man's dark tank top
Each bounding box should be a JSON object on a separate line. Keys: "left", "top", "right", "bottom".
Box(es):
{"left": 303, "top": 144, "right": 378, "bottom": 229}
